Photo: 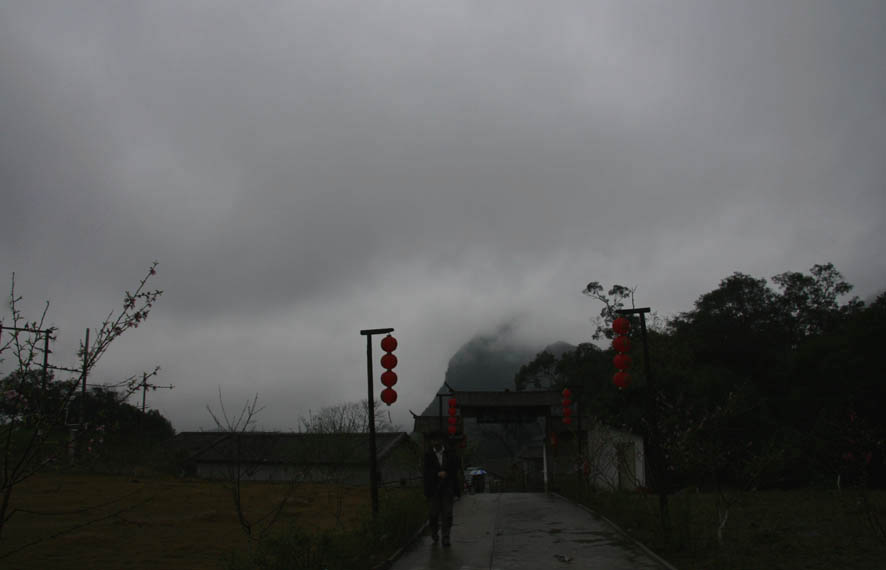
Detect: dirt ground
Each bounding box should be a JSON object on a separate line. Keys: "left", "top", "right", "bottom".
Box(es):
{"left": 1, "top": 472, "right": 372, "bottom": 569}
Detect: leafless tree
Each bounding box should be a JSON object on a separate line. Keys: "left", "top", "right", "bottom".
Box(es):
{"left": 0, "top": 263, "right": 162, "bottom": 544}
{"left": 299, "top": 399, "right": 397, "bottom": 434}
{"left": 206, "top": 390, "right": 299, "bottom": 545}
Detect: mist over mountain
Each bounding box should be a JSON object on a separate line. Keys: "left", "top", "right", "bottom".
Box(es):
{"left": 421, "top": 326, "right": 573, "bottom": 416}
{"left": 416, "top": 327, "right": 572, "bottom": 475}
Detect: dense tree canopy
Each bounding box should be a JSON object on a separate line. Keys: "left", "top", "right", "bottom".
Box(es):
{"left": 516, "top": 263, "right": 884, "bottom": 489}
{"left": 1, "top": 372, "right": 174, "bottom": 443}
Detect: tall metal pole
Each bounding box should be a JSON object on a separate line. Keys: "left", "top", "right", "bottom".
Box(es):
{"left": 360, "top": 327, "right": 393, "bottom": 518}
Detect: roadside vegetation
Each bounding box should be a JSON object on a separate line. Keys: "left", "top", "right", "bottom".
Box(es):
{"left": 524, "top": 262, "right": 886, "bottom": 568}
{"left": 560, "top": 481, "right": 886, "bottom": 570}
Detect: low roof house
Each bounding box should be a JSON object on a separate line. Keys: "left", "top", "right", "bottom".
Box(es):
{"left": 173, "top": 431, "right": 420, "bottom": 485}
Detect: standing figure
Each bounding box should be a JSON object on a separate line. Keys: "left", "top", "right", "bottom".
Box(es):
{"left": 423, "top": 434, "right": 461, "bottom": 547}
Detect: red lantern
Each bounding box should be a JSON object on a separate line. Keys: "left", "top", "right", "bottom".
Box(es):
{"left": 380, "top": 334, "right": 398, "bottom": 352}
{"left": 612, "top": 335, "right": 630, "bottom": 353}
{"left": 612, "top": 317, "right": 630, "bottom": 335}
{"left": 562, "top": 417, "right": 572, "bottom": 425}
{"left": 381, "top": 370, "right": 397, "bottom": 387}
{"left": 448, "top": 397, "right": 457, "bottom": 407}
{"left": 563, "top": 406, "right": 572, "bottom": 417}
{"left": 561, "top": 388, "right": 572, "bottom": 398}
{"left": 613, "top": 371, "right": 631, "bottom": 389}
{"left": 613, "top": 353, "right": 631, "bottom": 370}
{"left": 380, "top": 388, "right": 397, "bottom": 405}
{"left": 448, "top": 416, "right": 457, "bottom": 425}
{"left": 380, "top": 353, "right": 398, "bottom": 370}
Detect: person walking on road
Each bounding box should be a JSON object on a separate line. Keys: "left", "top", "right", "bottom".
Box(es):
{"left": 423, "top": 434, "right": 461, "bottom": 547}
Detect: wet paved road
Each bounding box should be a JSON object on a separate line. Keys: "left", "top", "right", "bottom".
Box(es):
{"left": 389, "top": 493, "right": 675, "bottom": 570}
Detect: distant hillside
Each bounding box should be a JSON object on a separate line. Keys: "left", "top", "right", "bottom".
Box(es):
{"left": 417, "top": 331, "right": 575, "bottom": 472}
{"left": 421, "top": 331, "right": 574, "bottom": 416}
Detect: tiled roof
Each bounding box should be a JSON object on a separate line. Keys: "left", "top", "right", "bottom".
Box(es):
{"left": 173, "top": 431, "right": 413, "bottom": 465}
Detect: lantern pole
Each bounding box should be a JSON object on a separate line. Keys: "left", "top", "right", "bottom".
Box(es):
{"left": 615, "top": 307, "right": 670, "bottom": 540}
{"left": 360, "top": 327, "right": 393, "bottom": 517}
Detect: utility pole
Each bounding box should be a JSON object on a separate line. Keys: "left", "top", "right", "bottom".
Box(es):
{"left": 81, "top": 328, "right": 89, "bottom": 429}
{"left": 136, "top": 372, "right": 174, "bottom": 441}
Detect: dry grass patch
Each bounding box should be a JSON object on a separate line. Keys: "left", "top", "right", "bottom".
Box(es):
{"left": 1, "top": 473, "right": 376, "bottom": 569}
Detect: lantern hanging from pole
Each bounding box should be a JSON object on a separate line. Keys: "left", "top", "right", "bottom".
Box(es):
{"left": 561, "top": 387, "right": 573, "bottom": 424}
{"left": 613, "top": 371, "right": 630, "bottom": 389}
{"left": 380, "top": 388, "right": 397, "bottom": 405}
{"left": 380, "top": 335, "right": 398, "bottom": 352}
{"left": 612, "top": 335, "right": 630, "bottom": 353}
{"left": 612, "top": 317, "right": 631, "bottom": 335}
{"left": 380, "top": 353, "right": 398, "bottom": 370}
{"left": 613, "top": 353, "right": 631, "bottom": 370}
{"left": 381, "top": 370, "right": 397, "bottom": 387}
{"left": 447, "top": 396, "right": 458, "bottom": 435}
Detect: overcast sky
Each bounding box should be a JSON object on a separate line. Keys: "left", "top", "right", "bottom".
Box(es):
{"left": 2, "top": 1, "right": 884, "bottom": 432}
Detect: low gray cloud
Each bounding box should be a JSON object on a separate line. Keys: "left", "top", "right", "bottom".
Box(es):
{"left": 2, "top": 1, "right": 884, "bottom": 430}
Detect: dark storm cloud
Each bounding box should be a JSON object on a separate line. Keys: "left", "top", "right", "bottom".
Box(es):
{"left": 1, "top": 1, "right": 884, "bottom": 430}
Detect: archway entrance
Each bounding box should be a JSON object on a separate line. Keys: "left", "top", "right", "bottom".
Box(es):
{"left": 413, "top": 390, "right": 585, "bottom": 493}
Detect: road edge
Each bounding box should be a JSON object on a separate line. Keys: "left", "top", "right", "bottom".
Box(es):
{"left": 552, "top": 493, "right": 680, "bottom": 570}
{"left": 371, "top": 520, "right": 429, "bottom": 570}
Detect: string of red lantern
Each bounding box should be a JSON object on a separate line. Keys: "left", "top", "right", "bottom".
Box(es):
{"left": 447, "top": 397, "right": 458, "bottom": 435}
{"left": 380, "top": 335, "right": 398, "bottom": 405}
{"left": 612, "top": 317, "right": 631, "bottom": 389}
{"left": 561, "top": 387, "right": 572, "bottom": 424}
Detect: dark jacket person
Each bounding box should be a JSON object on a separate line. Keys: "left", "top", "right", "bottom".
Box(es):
{"left": 422, "top": 437, "right": 460, "bottom": 546}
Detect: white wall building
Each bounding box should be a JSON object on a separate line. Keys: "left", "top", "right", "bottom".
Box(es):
{"left": 585, "top": 423, "right": 646, "bottom": 491}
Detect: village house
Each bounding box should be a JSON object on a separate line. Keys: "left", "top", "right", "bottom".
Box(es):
{"left": 583, "top": 422, "right": 646, "bottom": 491}
{"left": 173, "top": 431, "right": 421, "bottom": 485}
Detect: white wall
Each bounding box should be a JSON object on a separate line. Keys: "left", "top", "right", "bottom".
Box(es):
{"left": 585, "top": 424, "right": 645, "bottom": 491}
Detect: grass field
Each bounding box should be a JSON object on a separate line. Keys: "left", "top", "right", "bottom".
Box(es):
{"left": 561, "top": 482, "right": 886, "bottom": 570}
{"left": 1, "top": 472, "right": 417, "bottom": 569}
